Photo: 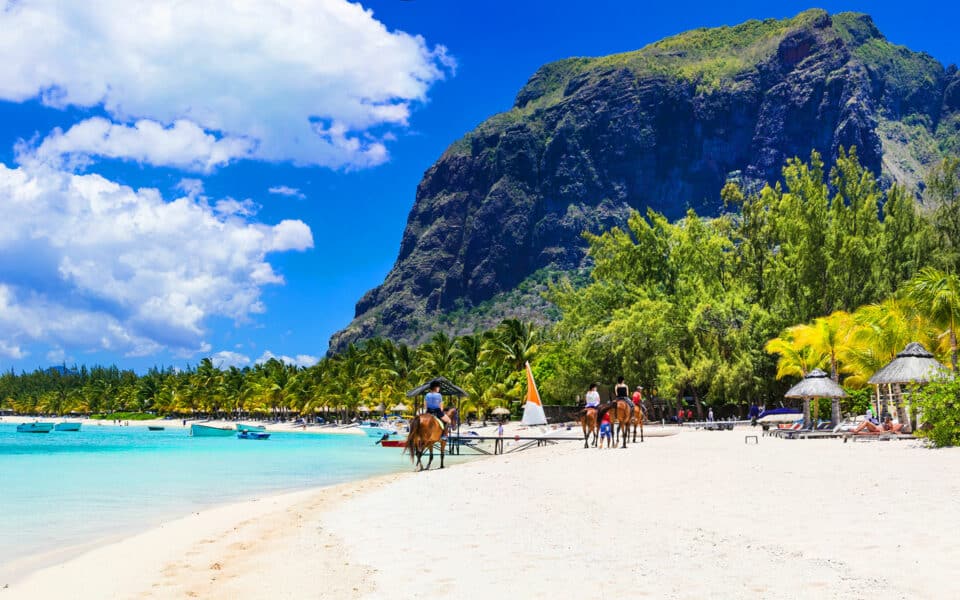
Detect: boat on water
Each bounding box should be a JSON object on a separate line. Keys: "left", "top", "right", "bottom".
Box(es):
{"left": 236, "top": 423, "right": 266, "bottom": 432}
{"left": 17, "top": 422, "right": 55, "bottom": 433}
{"left": 190, "top": 423, "right": 234, "bottom": 437}
{"left": 358, "top": 420, "right": 401, "bottom": 438}
{"left": 148, "top": 426, "right": 165, "bottom": 431}
{"left": 237, "top": 431, "right": 271, "bottom": 440}
{"left": 54, "top": 422, "right": 81, "bottom": 432}
{"left": 379, "top": 439, "right": 406, "bottom": 448}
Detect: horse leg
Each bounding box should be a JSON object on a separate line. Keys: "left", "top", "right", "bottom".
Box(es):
{"left": 440, "top": 439, "right": 446, "bottom": 469}
{"left": 415, "top": 446, "right": 423, "bottom": 471}
{"left": 621, "top": 419, "right": 628, "bottom": 448}
{"left": 640, "top": 422, "right": 644, "bottom": 443}
{"left": 426, "top": 444, "right": 434, "bottom": 470}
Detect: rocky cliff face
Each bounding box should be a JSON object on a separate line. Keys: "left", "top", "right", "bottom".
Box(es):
{"left": 331, "top": 9, "right": 960, "bottom": 351}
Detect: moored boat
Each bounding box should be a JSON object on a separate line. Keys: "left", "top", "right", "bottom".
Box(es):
{"left": 236, "top": 423, "right": 266, "bottom": 432}
{"left": 379, "top": 439, "right": 406, "bottom": 448}
{"left": 358, "top": 421, "right": 400, "bottom": 438}
{"left": 237, "top": 431, "right": 271, "bottom": 440}
{"left": 17, "top": 422, "right": 54, "bottom": 433}
{"left": 54, "top": 422, "right": 82, "bottom": 432}
{"left": 148, "top": 426, "right": 165, "bottom": 431}
{"left": 190, "top": 423, "right": 234, "bottom": 437}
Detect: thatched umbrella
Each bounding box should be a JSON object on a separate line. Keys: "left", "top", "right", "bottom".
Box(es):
{"left": 374, "top": 403, "right": 386, "bottom": 415}
{"left": 867, "top": 342, "right": 952, "bottom": 431}
{"left": 357, "top": 405, "right": 370, "bottom": 413}
{"left": 491, "top": 407, "right": 510, "bottom": 417}
{"left": 784, "top": 369, "right": 847, "bottom": 427}
{"left": 392, "top": 402, "right": 410, "bottom": 413}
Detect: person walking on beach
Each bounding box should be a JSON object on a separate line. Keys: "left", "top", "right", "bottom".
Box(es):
{"left": 495, "top": 419, "right": 505, "bottom": 454}
{"left": 425, "top": 381, "right": 451, "bottom": 426}
{"left": 585, "top": 384, "right": 601, "bottom": 409}
{"left": 707, "top": 408, "right": 714, "bottom": 422}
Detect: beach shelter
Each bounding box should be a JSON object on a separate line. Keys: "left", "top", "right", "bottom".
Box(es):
{"left": 867, "top": 342, "right": 952, "bottom": 431}
{"left": 784, "top": 369, "right": 847, "bottom": 428}
{"left": 491, "top": 407, "right": 510, "bottom": 416}
{"left": 521, "top": 362, "right": 547, "bottom": 425}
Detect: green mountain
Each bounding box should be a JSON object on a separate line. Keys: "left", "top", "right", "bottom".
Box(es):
{"left": 330, "top": 9, "right": 960, "bottom": 351}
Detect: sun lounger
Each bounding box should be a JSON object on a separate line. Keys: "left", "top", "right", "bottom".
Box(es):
{"left": 843, "top": 432, "right": 916, "bottom": 443}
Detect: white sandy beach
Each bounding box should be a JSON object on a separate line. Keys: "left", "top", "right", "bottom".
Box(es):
{"left": 5, "top": 427, "right": 959, "bottom": 599}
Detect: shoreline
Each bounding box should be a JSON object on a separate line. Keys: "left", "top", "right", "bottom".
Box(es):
{"left": 1, "top": 471, "right": 413, "bottom": 598}
{"left": 6, "top": 428, "right": 958, "bottom": 599}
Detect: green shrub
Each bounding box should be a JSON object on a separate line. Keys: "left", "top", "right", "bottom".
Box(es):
{"left": 913, "top": 378, "right": 960, "bottom": 447}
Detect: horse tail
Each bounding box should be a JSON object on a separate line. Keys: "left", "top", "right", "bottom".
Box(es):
{"left": 405, "top": 416, "right": 420, "bottom": 463}
{"left": 596, "top": 402, "right": 614, "bottom": 422}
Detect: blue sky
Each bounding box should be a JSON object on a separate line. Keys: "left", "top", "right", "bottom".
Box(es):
{"left": 0, "top": 1, "right": 957, "bottom": 373}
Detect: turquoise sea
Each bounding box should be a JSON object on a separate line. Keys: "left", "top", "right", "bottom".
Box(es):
{"left": 0, "top": 422, "right": 420, "bottom": 580}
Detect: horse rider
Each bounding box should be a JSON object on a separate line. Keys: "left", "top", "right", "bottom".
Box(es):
{"left": 585, "top": 383, "right": 601, "bottom": 409}
{"left": 614, "top": 376, "right": 629, "bottom": 400}
{"left": 425, "top": 381, "right": 452, "bottom": 427}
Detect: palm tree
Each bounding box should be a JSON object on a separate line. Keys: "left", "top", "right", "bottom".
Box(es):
{"left": 789, "top": 311, "right": 856, "bottom": 382}
{"left": 904, "top": 267, "right": 960, "bottom": 371}
{"left": 489, "top": 319, "right": 540, "bottom": 373}
{"left": 764, "top": 331, "right": 826, "bottom": 380}
{"left": 419, "top": 332, "right": 458, "bottom": 378}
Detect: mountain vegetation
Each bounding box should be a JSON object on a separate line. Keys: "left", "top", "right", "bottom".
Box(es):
{"left": 332, "top": 9, "right": 960, "bottom": 350}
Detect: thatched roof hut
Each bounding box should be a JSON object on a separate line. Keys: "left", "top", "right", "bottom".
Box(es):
{"left": 405, "top": 376, "right": 468, "bottom": 398}
{"left": 867, "top": 342, "right": 951, "bottom": 385}
{"left": 784, "top": 369, "right": 847, "bottom": 399}
{"left": 784, "top": 369, "right": 847, "bottom": 428}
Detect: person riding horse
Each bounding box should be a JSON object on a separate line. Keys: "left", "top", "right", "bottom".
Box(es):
{"left": 425, "top": 381, "right": 452, "bottom": 429}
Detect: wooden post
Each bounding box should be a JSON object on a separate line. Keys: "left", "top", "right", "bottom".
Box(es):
{"left": 831, "top": 397, "right": 840, "bottom": 427}
{"left": 802, "top": 397, "right": 811, "bottom": 429}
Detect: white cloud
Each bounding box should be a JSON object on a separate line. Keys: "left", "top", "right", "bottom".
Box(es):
{"left": 0, "top": 163, "right": 313, "bottom": 356}
{"left": 177, "top": 178, "right": 205, "bottom": 197}
{"left": 23, "top": 118, "right": 253, "bottom": 173}
{"left": 256, "top": 350, "right": 319, "bottom": 368}
{"left": 210, "top": 350, "right": 251, "bottom": 369}
{"left": 0, "top": 0, "right": 454, "bottom": 170}
{"left": 268, "top": 185, "right": 306, "bottom": 199}
{"left": 0, "top": 338, "right": 27, "bottom": 359}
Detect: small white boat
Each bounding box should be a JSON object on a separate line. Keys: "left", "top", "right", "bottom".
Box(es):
{"left": 17, "top": 422, "right": 55, "bottom": 433}
{"left": 236, "top": 423, "right": 266, "bottom": 432}
{"left": 190, "top": 423, "right": 234, "bottom": 437}
{"left": 54, "top": 422, "right": 82, "bottom": 432}
{"left": 237, "top": 431, "right": 271, "bottom": 440}
{"left": 358, "top": 421, "right": 400, "bottom": 438}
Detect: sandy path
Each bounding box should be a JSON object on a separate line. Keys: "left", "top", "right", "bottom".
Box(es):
{"left": 6, "top": 428, "right": 959, "bottom": 599}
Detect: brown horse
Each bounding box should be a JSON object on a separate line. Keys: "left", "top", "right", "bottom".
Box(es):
{"left": 404, "top": 407, "right": 456, "bottom": 471}
{"left": 598, "top": 400, "right": 636, "bottom": 448}
{"left": 631, "top": 403, "right": 645, "bottom": 443}
{"left": 578, "top": 407, "right": 599, "bottom": 448}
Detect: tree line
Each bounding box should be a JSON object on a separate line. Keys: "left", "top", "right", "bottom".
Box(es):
{"left": 3, "top": 150, "right": 960, "bottom": 424}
